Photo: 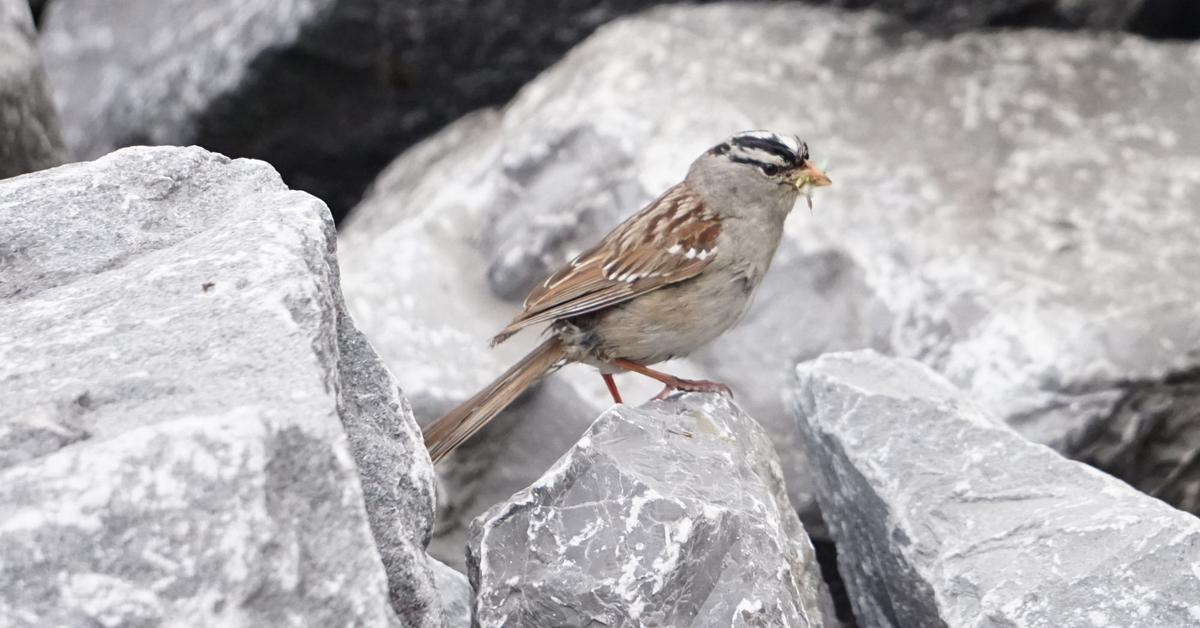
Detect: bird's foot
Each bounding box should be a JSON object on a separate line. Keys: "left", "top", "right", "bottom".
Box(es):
{"left": 606, "top": 358, "right": 734, "bottom": 401}
{"left": 652, "top": 378, "right": 733, "bottom": 400}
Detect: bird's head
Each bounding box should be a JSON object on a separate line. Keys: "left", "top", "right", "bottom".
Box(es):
{"left": 690, "top": 130, "right": 831, "bottom": 211}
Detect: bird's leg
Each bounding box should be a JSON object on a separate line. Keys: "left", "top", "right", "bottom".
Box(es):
{"left": 608, "top": 358, "right": 733, "bottom": 400}
{"left": 601, "top": 372, "right": 623, "bottom": 404}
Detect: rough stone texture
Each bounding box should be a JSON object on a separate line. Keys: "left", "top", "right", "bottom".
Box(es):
{"left": 425, "top": 371, "right": 610, "bottom": 572}
{"left": 339, "top": 3, "right": 1200, "bottom": 532}
{"left": 335, "top": 309, "right": 453, "bottom": 624}
{"left": 430, "top": 560, "right": 472, "bottom": 628}
{"left": 0, "top": 146, "right": 449, "bottom": 626}
{"left": 0, "top": 0, "right": 63, "bottom": 179}
{"left": 468, "top": 393, "right": 837, "bottom": 627}
{"left": 39, "top": 0, "right": 1193, "bottom": 222}
{"left": 37, "top": 0, "right": 710, "bottom": 220}
{"left": 39, "top": 0, "right": 333, "bottom": 192}
{"left": 794, "top": 350, "right": 1200, "bottom": 628}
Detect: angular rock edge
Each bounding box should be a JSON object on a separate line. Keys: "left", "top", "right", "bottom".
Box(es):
{"left": 0, "top": 146, "right": 454, "bottom": 626}
{"left": 468, "top": 393, "right": 838, "bottom": 627}
{"left": 794, "top": 350, "right": 1200, "bottom": 627}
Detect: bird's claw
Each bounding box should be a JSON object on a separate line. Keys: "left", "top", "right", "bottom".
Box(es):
{"left": 652, "top": 379, "right": 733, "bottom": 400}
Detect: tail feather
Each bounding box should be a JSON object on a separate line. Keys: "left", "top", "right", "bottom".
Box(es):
{"left": 423, "top": 338, "right": 565, "bottom": 463}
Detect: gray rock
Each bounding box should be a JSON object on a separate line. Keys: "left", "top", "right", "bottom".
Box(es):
{"left": 336, "top": 311, "right": 446, "bottom": 624}
{"left": 0, "top": 146, "right": 449, "bottom": 626}
{"left": 757, "top": 16, "right": 1200, "bottom": 512}
{"left": 38, "top": 0, "right": 335, "bottom": 183}
{"left": 339, "top": 3, "right": 1200, "bottom": 528}
{"left": 426, "top": 370, "right": 605, "bottom": 573}
{"left": 0, "top": 0, "right": 63, "bottom": 179}
{"left": 36, "top": 0, "right": 711, "bottom": 220}
{"left": 794, "top": 350, "right": 1200, "bottom": 628}
{"left": 430, "top": 560, "right": 472, "bottom": 628}
{"left": 33, "top": 0, "right": 1197, "bottom": 218}
{"left": 468, "top": 393, "right": 837, "bottom": 628}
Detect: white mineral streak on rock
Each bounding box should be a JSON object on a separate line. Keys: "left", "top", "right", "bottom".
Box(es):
{"left": 469, "top": 393, "right": 837, "bottom": 627}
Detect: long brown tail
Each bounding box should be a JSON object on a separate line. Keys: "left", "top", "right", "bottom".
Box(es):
{"left": 423, "top": 338, "right": 565, "bottom": 463}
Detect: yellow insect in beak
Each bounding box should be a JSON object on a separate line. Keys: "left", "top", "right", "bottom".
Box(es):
{"left": 792, "top": 162, "right": 831, "bottom": 210}
{"left": 792, "top": 163, "right": 831, "bottom": 190}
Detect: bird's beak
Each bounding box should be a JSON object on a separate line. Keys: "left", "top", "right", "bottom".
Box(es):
{"left": 792, "top": 162, "right": 830, "bottom": 211}
{"left": 792, "top": 163, "right": 831, "bottom": 190}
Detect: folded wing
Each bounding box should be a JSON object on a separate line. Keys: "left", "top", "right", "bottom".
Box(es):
{"left": 492, "top": 183, "right": 720, "bottom": 344}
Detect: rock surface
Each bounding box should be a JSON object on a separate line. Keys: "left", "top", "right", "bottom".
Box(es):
{"left": 38, "top": 0, "right": 1190, "bottom": 221}
{"left": 0, "top": 0, "right": 63, "bottom": 179}
{"left": 339, "top": 3, "right": 1200, "bottom": 532}
{"left": 37, "top": 0, "right": 705, "bottom": 220}
{"left": 336, "top": 308, "right": 458, "bottom": 624}
{"left": 468, "top": 393, "right": 837, "bottom": 627}
{"left": 794, "top": 350, "right": 1200, "bottom": 627}
{"left": 0, "top": 146, "right": 449, "bottom": 626}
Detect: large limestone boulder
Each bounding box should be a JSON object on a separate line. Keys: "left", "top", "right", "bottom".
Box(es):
{"left": 794, "top": 350, "right": 1200, "bottom": 627}
{"left": 0, "top": 0, "right": 63, "bottom": 179}
{"left": 338, "top": 3, "right": 1200, "bottom": 538}
{"left": 468, "top": 393, "right": 837, "bottom": 627}
{"left": 0, "top": 146, "right": 459, "bottom": 626}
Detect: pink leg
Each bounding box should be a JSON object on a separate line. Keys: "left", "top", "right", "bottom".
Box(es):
{"left": 601, "top": 373, "right": 623, "bottom": 404}
{"left": 608, "top": 358, "right": 733, "bottom": 400}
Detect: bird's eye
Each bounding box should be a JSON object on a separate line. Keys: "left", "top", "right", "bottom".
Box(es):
{"left": 759, "top": 164, "right": 780, "bottom": 176}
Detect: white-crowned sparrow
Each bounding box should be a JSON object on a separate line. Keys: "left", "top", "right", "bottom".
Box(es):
{"left": 424, "top": 131, "right": 830, "bottom": 462}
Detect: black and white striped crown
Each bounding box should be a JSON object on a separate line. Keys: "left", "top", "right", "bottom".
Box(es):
{"left": 709, "top": 131, "right": 809, "bottom": 168}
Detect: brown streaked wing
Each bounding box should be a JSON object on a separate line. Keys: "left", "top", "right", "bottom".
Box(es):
{"left": 492, "top": 183, "right": 720, "bottom": 343}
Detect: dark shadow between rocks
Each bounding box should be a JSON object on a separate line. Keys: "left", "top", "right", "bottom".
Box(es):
{"left": 1071, "top": 368, "right": 1200, "bottom": 514}
{"left": 1129, "top": 0, "right": 1200, "bottom": 39}
{"left": 813, "top": 538, "right": 860, "bottom": 627}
